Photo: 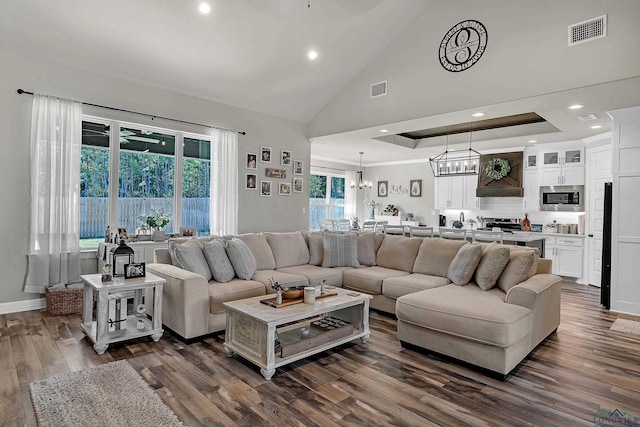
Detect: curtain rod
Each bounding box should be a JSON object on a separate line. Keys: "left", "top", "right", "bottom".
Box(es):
{"left": 16, "top": 89, "right": 246, "bottom": 136}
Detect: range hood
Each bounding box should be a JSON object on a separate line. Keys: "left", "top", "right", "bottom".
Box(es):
{"left": 476, "top": 151, "right": 524, "bottom": 197}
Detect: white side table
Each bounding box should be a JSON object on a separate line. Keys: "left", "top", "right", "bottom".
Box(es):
{"left": 80, "top": 273, "right": 165, "bottom": 354}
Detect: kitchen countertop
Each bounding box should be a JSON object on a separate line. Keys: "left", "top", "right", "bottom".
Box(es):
{"left": 510, "top": 231, "right": 586, "bottom": 239}
{"left": 430, "top": 227, "right": 585, "bottom": 241}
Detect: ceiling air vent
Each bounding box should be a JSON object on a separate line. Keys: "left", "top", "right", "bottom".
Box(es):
{"left": 568, "top": 15, "right": 607, "bottom": 46}
{"left": 370, "top": 80, "right": 387, "bottom": 98}
{"left": 578, "top": 113, "right": 598, "bottom": 121}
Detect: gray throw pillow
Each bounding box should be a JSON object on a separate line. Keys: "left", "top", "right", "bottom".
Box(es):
{"left": 474, "top": 244, "right": 511, "bottom": 290}
{"left": 308, "top": 233, "right": 324, "bottom": 266}
{"left": 202, "top": 239, "right": 235, "bottom": 283}
{"left": 321, "top": 231, "right": 360, "bottom": 268}
{"left": 226, "top": 237, "right": 257, "bottom": 280}
{"left": 174, "top": 239, "right": 212, "bottom": 281}
{"left": 357, "top": 232, "right": 377, "bottom": 266}
{"left": 447, "top": 243, "right": 482, "bottom": 286}
{"left": 497, "top": 250, "right": 536, "bottom": 293}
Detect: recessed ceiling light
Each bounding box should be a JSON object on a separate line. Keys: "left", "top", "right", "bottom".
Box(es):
{"left": 568, "top": 104, "right": 584, "bottom": 110}
{"left": 528, "top": 139, "right": 537, "bottom": 143}
{"left": 471, "top": 112, "right": 485, "bottom": 117}
{"left": 591, "top": 125, "right": 603, "bottom": 129}
{"left": 307, "top": 50, "right": 318, "bottom": 60}
{"left": 197, "top": 2, "right": 211, "bottom": 14}
{"left": 379, "top": 129, "right": 389, "bottom": 133}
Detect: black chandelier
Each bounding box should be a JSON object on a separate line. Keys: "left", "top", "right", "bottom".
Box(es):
{"left": 429, "top": 124, "right": 481, "bottom": 177}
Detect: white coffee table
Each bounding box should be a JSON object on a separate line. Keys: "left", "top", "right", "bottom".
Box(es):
{"left": 80, "top": 273, "right": 165, "bottom": 354}
{"left": 223, "top": 288, "right": 372, "bottom": 380}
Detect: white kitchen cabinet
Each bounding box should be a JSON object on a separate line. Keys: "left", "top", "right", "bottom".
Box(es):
{"left": 435, "top": 176, "right": 464, "bottom": 209}
{"left": 435, "top": 175, "right": 478, "bottom": 210}
{"left": 540, "top": 147, "right": 583, "bottom": 168}
{"left": 523, "top": 168, "right": 539, "bottom": 211}
{"left": 463, "top": 174, "right": 481, "bottom": 209}
{"left": 540, "top": 165, "right": 584, "bottom": 186}
{"left": 543, "top": 236, "right": 584, "bottom": 278}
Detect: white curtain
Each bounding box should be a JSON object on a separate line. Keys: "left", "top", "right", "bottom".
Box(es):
{"left": 210, "top": 128, "right": 238, "bottom": 236}
{"left": 344, "top": 170, "right": 357, "bottom": 219}
{"left": 24, "top": 95, "right": 82, "bottom": 294}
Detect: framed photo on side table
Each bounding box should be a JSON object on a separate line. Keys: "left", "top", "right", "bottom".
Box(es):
{"left": 124, "top": 262, "right": 146, "bottom": 279}
{"left": 180, "top": 226, "right": 196, "bottom": 237}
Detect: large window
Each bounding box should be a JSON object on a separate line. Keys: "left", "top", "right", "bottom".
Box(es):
{"left": 309, "top": 173, "right": 345, "bottom": 230}
{"left": 80, "top": 119, "right": 211, "bottom": 248}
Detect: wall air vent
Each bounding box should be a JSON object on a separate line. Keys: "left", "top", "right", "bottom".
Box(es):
{"left": 370, "top": 80, "right": 387, "bottom": 98}
{"left": 568, "top": 15, "right": 607, "bottom": 46}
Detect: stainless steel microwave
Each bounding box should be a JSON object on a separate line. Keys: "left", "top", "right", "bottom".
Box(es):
{"left": 539, "top": 185, "right": 584, "bottom": 212}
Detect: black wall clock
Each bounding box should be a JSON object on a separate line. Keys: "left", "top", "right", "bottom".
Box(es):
{"left": 439, "top": 20, "right": 488, "bottom": 72}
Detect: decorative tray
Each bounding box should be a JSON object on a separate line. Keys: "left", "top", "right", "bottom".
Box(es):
{"left": 260, "top": 291, "right": 338, "bottom": 308}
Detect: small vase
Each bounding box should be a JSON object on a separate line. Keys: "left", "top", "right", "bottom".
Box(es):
{"left": 522, "top": 214, "right": 531, "bottom": 231}
{"left": 275, "top": 291, "right": 283, "bottom": 305}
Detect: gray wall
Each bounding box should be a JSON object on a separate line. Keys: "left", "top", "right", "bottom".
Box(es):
{"left": 309, "top": 0, "right": 640, "bottom": 138}
{"left": 0, "top": 48, "right": 309, "bottom": 304}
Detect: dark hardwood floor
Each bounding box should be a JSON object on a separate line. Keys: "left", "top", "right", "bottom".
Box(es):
{"left": 2, "top": 283, "right": 640, "bottom": 426}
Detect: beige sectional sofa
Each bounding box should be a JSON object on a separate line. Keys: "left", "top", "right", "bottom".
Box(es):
{"left": 147, "top": 230, "right": 562, "bottom": 376}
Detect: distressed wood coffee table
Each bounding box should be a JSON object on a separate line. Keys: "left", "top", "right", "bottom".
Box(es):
{"left": 223, "top": 288, "right": 372, "bottom": 380}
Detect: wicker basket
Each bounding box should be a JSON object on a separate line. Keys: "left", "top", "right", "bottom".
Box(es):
{"left": 46, "top": 285, "right": 83, "bottom": 315}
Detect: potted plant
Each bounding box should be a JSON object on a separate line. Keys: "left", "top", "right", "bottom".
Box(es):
{"left": 138, "top": 208, "right": 171, "bottom": 241}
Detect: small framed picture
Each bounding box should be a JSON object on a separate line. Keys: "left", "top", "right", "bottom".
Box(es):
{"left": 410, "top": 179, "right": 422, "bottom": 197}
{"left": 294, "top": 160, "right": 303, "bottom": 175}
{"left": 261, "top": 180, "right": 272, "bottom": 197}
{"left": 377, "top": 181, "right": 388, "bottom": 197}
{"left": 124, "top": 262, "right": 146, "bottom": 279}
{"left": 293, "top": 177, "right": 303, "bottom": 193}
{"left": 281, "top": 150, "right": 291, "bottom": 166}
{"left": 246, "top": 152, "right": 257, "bottom": 169}
{"left": 180, "top": 227, "right": 196, "bottom": 237}
{"left": 279, "top": 182, "right": 292, "bottom": 195}
{"left": 117, "top": 227, "right": 128, "bottom": 242}
{"left": 245, "top": 173, "right": 257, "bottom": 190}
{"left": 260, "top": 146, "right": 272, "bottom": 163}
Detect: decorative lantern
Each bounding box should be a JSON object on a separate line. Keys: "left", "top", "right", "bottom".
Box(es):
{"left": 110, "top": 240, "right": 135, "bottom": 277}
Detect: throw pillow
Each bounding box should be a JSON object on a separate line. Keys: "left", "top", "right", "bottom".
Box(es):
{"left": 447, "top": 243, "right": 483, "bottom": 286}
{"left": 321, "top": 231, "right": 360, "bottom": 268}
{"left": 202, "top": 239, "right": 235, "bottom": 283}
{"left": 474, "top": 244, "right": 511, "bottom": 290}
{"left": 497, "top": 250, "right": 536, "bottom": 293}
{"left": 226, "top": 238, "right": 257, "bottom": 280}
{"left": 357, "top": 232, "right": 377, "bottom": 266}
{"left": 236, "top": 233, "right": 276, "bottom": 270}
{"left": 266, "top": 231, "right": 310, "bottom": 268}
{"left": 308, "top": 233, "right": 324, "bottom": 266}
{"left": 174, "top": 239, "right": 212, "bottom": 281}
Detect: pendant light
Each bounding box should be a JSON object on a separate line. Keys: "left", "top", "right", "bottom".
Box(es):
{"left": 429, "top": 123, "right": 481, "bottom": 177}
{"left": 351, "top": 152, "right": 372, "bottom": 189}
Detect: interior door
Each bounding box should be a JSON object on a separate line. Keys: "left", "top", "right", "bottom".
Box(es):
{"left": 586, "top": 144, "right": 612, "bottom": 287}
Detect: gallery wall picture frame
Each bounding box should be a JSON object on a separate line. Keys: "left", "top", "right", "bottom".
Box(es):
{"left": 378, "top": 181, "right": 388, "bottom": 197}
{"left": 179, "top": 227, "right": 196, "bottom": 237}
{"left": 246, "top": 152, "right": 257, "bottom": 169}
{"left": 279, "top": 182, "right": 292, "bottom": 196}
{"left": 265, "top": 168, "right": 287, "bottom": 178}
{"left": 260, "top": 146, "right": 272, "bottom": 163}
{"left": 410, "top": 179, "right": 422, "bottom": 197}
{"left": 261, "top": 180, "right": 272, "bottom": 196}
{"left": 294, "top": 160, "right": 303, "bottom": 175}
{"left": 124, "top": 262, "right": 146, "bottom": 279}
{"left": 293, "top": 177, "right": 303, "bottom": 193}
{"left": 246, "top": 173, "right": 257, "bottom": 190}
{"left": 281, "top": 150, "right": 292, "bottom": 166}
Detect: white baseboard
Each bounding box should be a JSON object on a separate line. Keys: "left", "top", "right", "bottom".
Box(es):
{"left": 0, "top": 297, "right": 47, "bottom": 315}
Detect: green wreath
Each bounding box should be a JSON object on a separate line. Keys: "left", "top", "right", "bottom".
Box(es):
{"left": 485, "top": 158, "right": 511, "bottom": 180}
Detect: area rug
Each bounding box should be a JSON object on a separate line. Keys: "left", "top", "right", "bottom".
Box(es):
{"left": 29, "top": 360, "right": 184, "bottom": 427}
{"left": 610, "top": 318, "right": 640, "bottom": 336}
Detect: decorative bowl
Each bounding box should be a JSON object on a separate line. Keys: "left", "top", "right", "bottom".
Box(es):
{"left": 282, "top": 289, "right": 304, "bottom": 299}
